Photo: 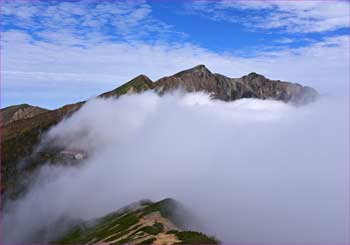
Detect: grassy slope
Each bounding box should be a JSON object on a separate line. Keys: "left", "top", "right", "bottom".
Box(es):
{"left": 98, "top": 75, "right": 154, "bottom": 98}
{"left": 54, "top": 199, "right": 220, "bottom": 245}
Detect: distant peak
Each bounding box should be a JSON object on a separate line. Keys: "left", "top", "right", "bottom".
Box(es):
{"left": 191, "top": 64, "right": 210, "bottom": 72}
{"left": 133, "top": 74, "right": 152, "bottom": 82}
{"left": 174, "top": 64, "right": 212, "bottom": 77}
{"left": 128, "top": 74, "right": 153, "bottom": 86}
{"left": 244, "top": 72, "right": 265, "bottom": 80}
{"left": 193, "top": 64, "right": 206, "bottom": 69}
{"left": 98, "top": 74, "right": 154, "bottom": 98}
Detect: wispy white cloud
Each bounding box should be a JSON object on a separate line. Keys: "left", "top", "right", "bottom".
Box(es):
{"left": 274, "top": 37, "right": 294, "bottom": 44}
{"left": 1, "top": 1, "right": 349, "bottom": 108}
{"left": 1, "top": 0, "right": 183, "bottom": 43}
{"left": 2, "top": 28, "right": 349, "bottom": 108}
{"left": 187, "top": 0, "right": 350, "bottom": 33}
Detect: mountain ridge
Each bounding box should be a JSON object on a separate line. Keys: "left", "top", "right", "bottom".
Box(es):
{"left": 99, "top": 64, "right": 318, "bottom": 103}
{"left": 53, "top": 198, "right": 219, "bottom": 245}
{"left": 1, "top": 65, "right": 318, "bottom": 196}
{"left": 0, "top": 104, "right": 50, "bottom": 126}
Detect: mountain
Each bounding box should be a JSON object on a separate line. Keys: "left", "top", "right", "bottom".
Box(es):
{"left": 1, "top": 101, "right": 84, "bottom": 195}
{"left": 53, "top": 199, "right": 219, "bottom": 245}
{"left": 154, "top": 65, "right": 317, "bottom": 104}
{"left": 1, "top": 65, "right": 318, "bottom": 196}
{"left": 0, "top": 104, "right": 49, "bottom": 126}
{"left": 99, "top": 74, "right": 155, "bottom": 98}
{"left": 99, "top": 65, "right": 318, "bottom": 104}
{"left": 1, "top": 65, "right": 319, "bottom": 244}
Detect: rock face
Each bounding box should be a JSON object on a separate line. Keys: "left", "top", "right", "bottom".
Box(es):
{"left": 154, "top": 65, "right": 318, "bottom": 104}
{"left": 99, "top": 65, "right": 318, "bottom": 104}
{"left": 1, "top": 65, "right": 318, "bottom": 196}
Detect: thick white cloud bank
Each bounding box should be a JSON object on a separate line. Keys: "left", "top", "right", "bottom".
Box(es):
{"left": 2, "top": 92, "right": 349, "bottom": 244}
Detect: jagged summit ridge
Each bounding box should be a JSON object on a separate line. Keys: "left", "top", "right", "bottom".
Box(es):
{"left": 100, "top": 64, "right": 318, "bottom": 104}
{"left": 244, "top": 72, "right": 266, "bottom": 80}
{"left": 173, "top": 64, "right": 212, "bottom": 77}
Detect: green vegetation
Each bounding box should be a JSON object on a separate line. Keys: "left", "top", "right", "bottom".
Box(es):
{"left": 99, "top": 75, "right": 154, "bottom": 98}
{"left": 142, "top": 198, "right": 176, "bottom": 217}
{"left": 54, "top": 199, "right": 220, "bottom": 245}
{"left": 139, "top": 222, "right": 164, "bottom": 235}
{"left": 137, "top": 237, "right": 156, "bottom": 244}
{"left": 55, "top": 212, "right": 140, "bottom": 244}
{"left": 168, "top": 230, "right": 220, "bottom": 244}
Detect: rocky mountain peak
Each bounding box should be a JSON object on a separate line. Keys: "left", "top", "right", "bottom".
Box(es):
{"left": 134, "top": 74, "right": 153, "bottom": 82}
{"left": 191, "top": 64, "right": 210, "bottom": 72}
{"left": 97, "top": 65, "right": 318, "bottom": 103}
{"left": 99, "top": 74, "right": 154, "bottom": 98}
{"left": 173, "top": 64, "right": 212, "bottom": 78}
{"left": 243, "top": 72, "right": 266, "bottom": 81}
{"left": 155, "top": 65, "right": 216, "bottom": 93}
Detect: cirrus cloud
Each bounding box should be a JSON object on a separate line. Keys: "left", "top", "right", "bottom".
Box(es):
{"left": 187, "top": 0, "right": 350, "bottom": 33}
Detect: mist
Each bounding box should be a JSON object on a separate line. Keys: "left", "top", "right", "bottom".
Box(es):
{"left": 2, "top": 92, "right": 349, "bottom": 244}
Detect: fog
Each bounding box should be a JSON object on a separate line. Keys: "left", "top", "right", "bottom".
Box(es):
{"left": 2, "top": 92, "right": 349, "bottom": 244}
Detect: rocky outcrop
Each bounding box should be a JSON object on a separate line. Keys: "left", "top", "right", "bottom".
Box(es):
{"left": 98, "top": 65, "right": 318, "bottom": 104}
{"left": 153, "top": 65, "right": 318, "bottom": 104}
{"left": 0, "top": 104, "right": 49, "bottom": 126}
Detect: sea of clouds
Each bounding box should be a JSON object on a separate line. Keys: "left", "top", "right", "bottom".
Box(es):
{"left": 2, "top": 92, "right": 349, "bottom": 244}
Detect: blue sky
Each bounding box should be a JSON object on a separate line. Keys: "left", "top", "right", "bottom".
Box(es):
{"left": 1, "top": 0, "right": 349, "bottom": 109}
